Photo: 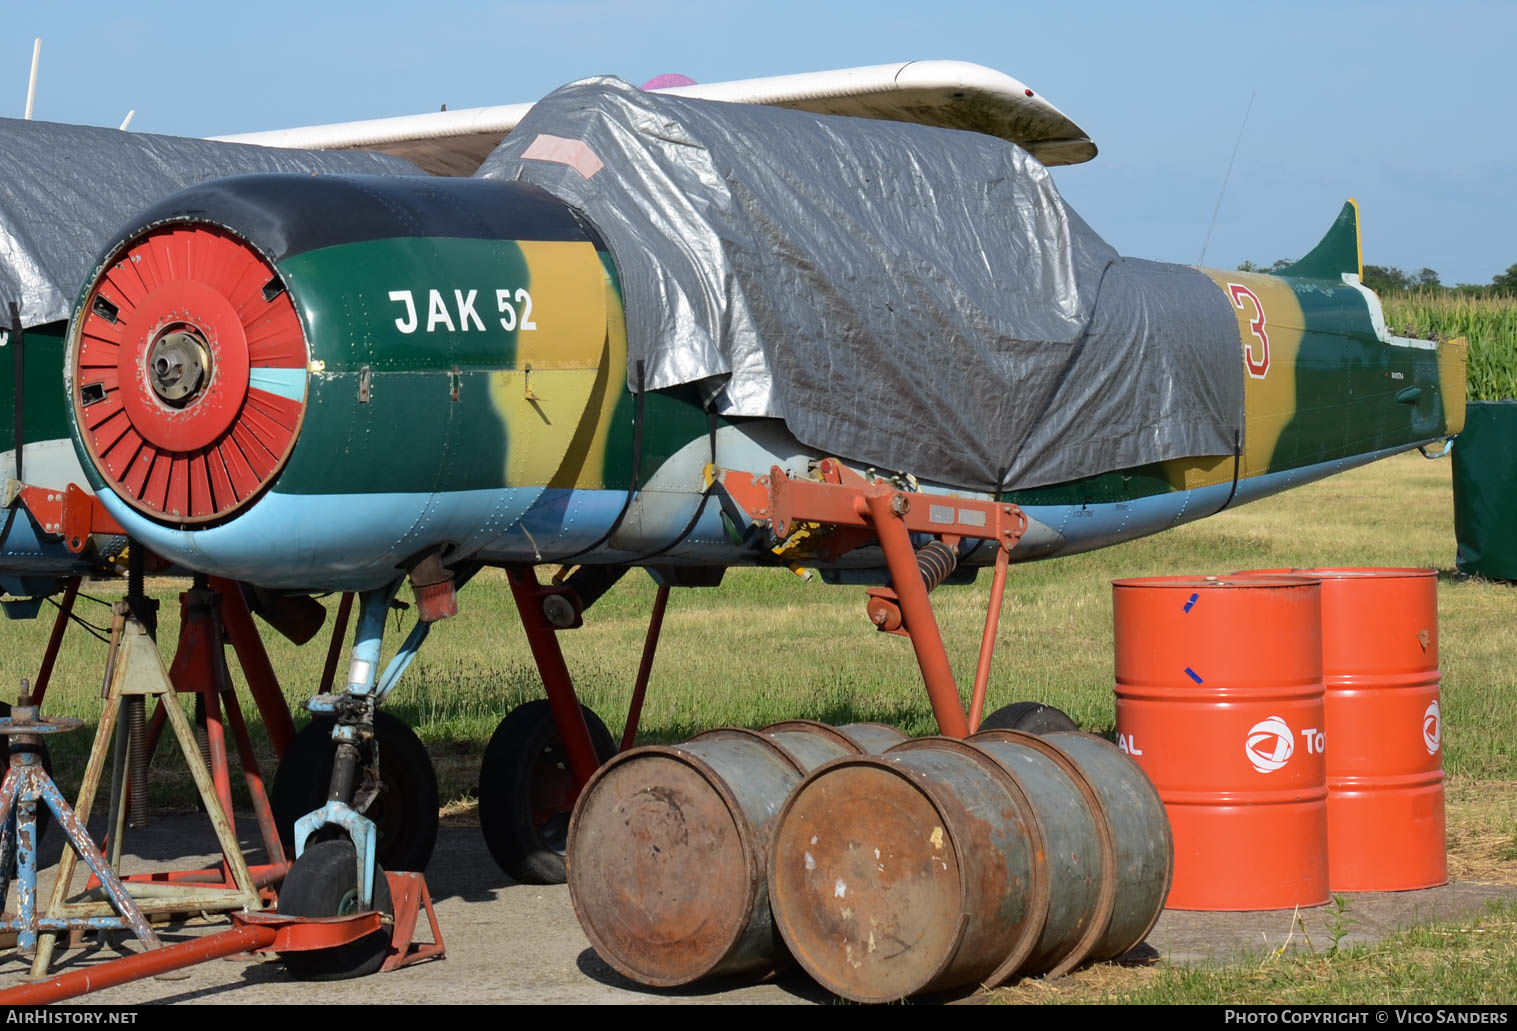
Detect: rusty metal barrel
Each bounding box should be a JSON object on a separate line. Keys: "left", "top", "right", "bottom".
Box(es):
{"left": 762, "top": 720, "right": 908, "bottom": 763}
{"left": 566, "top": 720, "right": 903, "bottom": 986}
{"left": 1236, "top": 568, "right": 1446, "bottom": 891}
{"left": 966, "top": 729, "right": 1117, "bottom": 976}
{"left": 1041, "top": 731, "right": 1172, "bottom": 956}
{"left": 768, "top": 738, "right": 1048, "bottom": 1003}
{"left": 1113, "top": 575, "right": 1328, "bottom": 911}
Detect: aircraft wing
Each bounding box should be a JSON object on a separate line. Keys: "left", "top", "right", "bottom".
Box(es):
{"left": 210, "top": 60, "right": 1096, "bottom": 176}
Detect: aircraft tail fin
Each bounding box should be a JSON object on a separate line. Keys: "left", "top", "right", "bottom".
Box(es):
{"left": 1278, "top": 199, "right": 1363, "bottom": 281}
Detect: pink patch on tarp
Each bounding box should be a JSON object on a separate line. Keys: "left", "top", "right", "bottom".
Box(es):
{"left": 520, "top": 134, "right": 604, "bottom": 180}
{"left": 641, "top": 73, "right": 697, "bottom": 90}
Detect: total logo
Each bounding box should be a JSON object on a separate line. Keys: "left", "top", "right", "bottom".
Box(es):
{"left": 1245, "top": 716, "right": 1294, "bottom": 773}
{"left": 1423, "top": 700, "right": 1442, "bottom": 755}
{"left": 1244, "top": 716, "right": 1325, "bottom": 774}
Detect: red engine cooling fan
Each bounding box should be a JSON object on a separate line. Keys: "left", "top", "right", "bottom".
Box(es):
{"left": 71, "top": 225, "right": 308, "bottom": 524}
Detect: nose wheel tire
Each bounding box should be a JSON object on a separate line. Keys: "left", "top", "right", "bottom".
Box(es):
{"left": 277, "top": 838, "right": 394, "bottom": 981}
{"left": 270, "top": 712, "right": 439, "bottom": 873}
{"left": 478, "top": 700, "right": 616, "bottom": 885}
{"left": 979, "top": 701, "right": 1079, "bottom": 735}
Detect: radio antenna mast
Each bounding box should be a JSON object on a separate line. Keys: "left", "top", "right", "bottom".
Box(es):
{"left": 1198, "top": 91, "right": 1254, "bottom": 267}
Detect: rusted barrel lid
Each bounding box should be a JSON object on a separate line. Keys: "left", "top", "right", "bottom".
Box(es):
{"left": 567, "top": 733, "right": 804, "bottom": 986}
{"left": 759, "top": 720, "right": 908, "bottom": 767}
{"left": 756, "top": 720, "right": 864, "bottom": 769}
{"left": 835, "top": 722, "right": 911, "bottom": 752}
{"left": 769, "top": 739, "right": 1047, "bottom": 1002}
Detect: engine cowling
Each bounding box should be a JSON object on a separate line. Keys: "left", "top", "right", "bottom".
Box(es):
{"left": 66, "top": 174, "right": 627, "bottom": 588}
{"left": 72, "top": 222, "right": 306, "bottom": 523}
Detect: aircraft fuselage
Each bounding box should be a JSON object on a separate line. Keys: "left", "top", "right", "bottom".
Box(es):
{"left": 61, "top": 176, "right": 1465, "bottom": 592}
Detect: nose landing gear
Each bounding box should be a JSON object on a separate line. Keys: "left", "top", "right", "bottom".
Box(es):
{"left": 271, "top": 712, "right": 439, "bottom": 875}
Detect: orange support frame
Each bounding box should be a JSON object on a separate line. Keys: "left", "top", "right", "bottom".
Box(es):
{"left": 766, "top": 461, "right": 1027, "bottom": 739}
{"left": 16, "top": 483, "right": 124, "bottom": 554}
{"left": 506, "top": 568, "right": 603, "bottom": 790}
{"left": 494, "top": 458, "right": 1026, "bottom": 829}
{"left": 209, "top": 576, "right": 297, "bottom": 757}
{"left": 30, "top": 577, "right": 79, "bottom": 706}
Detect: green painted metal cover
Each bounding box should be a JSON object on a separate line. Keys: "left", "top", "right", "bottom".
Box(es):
{"left": 1453, "top": 401, "right": 1517, "bottom": 580}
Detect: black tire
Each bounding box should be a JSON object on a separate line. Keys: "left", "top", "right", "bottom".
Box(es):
{"left": 980, "top": 701, "right": 1079, "bottom": 735}
{"left": 478, "top": 700, "right": 616, "bottom": 885}
{"left": 276, "top": 838, "right": 393, "bottom": 981}
{"left": 270, "top": 712, "right": 439, "bottom": 872}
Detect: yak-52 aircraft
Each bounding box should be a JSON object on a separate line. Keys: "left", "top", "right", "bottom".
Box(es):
{"left": 5, "top": 60, "right": 1465, "bottom": 979}
{"left": 2, "top": 62, "right": 1092, "bottom": 605}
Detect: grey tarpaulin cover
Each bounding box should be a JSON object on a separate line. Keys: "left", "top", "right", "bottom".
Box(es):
{"left": 477, "top": 77, "right": 1243, "bottom": 492}
{"left": 0, "top": 118, "right": 424, "bottom": 329}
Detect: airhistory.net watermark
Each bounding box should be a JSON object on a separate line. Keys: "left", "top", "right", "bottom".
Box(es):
{"left": 5, "top": 1012, "right": 138, "bottom": 1024}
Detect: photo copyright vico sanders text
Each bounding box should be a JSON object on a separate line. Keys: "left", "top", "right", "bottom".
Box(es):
{"left": 1225, "top": 1013, "right": 1507, "bottom": 1025}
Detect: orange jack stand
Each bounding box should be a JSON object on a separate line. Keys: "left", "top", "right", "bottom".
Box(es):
{"left": 381, "top": 871, "right": 446, "bottom": 971}
{"left": 0, "top": 872, "right": 444, "bottom": 1004}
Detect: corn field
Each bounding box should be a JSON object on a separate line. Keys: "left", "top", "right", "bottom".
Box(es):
{"left": 1383, "top": 291, "right": 1517, "bottom": 401}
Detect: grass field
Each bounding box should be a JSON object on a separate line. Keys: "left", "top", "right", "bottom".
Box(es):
{"left": 1, "top": 448, "right": 1512, "bottom": 1002}
{"left": 991, "top": 899, "right": 1517, "bottom": 1006}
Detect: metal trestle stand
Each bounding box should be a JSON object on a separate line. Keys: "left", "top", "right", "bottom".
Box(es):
{"left": 0, "top": 686, "right": 160, "bottom": 961}
{"left": 28, "top": 585, "right": 266, "bottom": 979}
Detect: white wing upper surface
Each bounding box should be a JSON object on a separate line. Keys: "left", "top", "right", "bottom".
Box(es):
{"left": 211, "top": 60, "right": 1095, "bottom": 176}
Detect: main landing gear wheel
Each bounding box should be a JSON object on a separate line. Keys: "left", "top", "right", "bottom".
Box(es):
{"left": 980, "top": 701, "right": 1079, "bottom": 735}
{"left": 276, "top": 838, "right": 394, "bottom": 981}
{"left": 270, "top": 712, "right": 439, "bottom": 872}
{"left": 478, "top": 700, "right": 616, "bottom": 885}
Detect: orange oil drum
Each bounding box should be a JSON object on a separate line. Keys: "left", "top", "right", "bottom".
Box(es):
{"left": 1112, "top": 576, "right": 1329, "bottom": 910}
{"left": 1235, "top": 568, "right": 1446, "bottom": 891}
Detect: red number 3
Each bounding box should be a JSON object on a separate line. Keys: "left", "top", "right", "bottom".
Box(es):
{"left": 1228, "top": 283, "right": 1270, "bottom": 379}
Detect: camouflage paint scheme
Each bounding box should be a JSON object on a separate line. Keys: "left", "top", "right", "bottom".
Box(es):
{"left": 57, "top": 185, "right": 1464, "bottom": 593}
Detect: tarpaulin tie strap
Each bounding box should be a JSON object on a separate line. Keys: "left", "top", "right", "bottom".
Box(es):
{"left": 1216, "top": 429, "right": 1243, "bottom": 513}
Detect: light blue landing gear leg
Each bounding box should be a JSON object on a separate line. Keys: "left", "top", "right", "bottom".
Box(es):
{"left": 290, "top": 585, "right": 402, "bottom": 909}
{"left": 288, "top": 562, "right": 468, "bottom": 903}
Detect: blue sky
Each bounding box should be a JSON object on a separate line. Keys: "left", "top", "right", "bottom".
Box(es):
{"left": 9, "top": 0, "right": 1515, "bottom": 285}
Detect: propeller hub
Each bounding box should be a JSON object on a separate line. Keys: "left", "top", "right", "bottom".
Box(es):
{"left": 147, "top": 325, "right": 211, "bottom": 405}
